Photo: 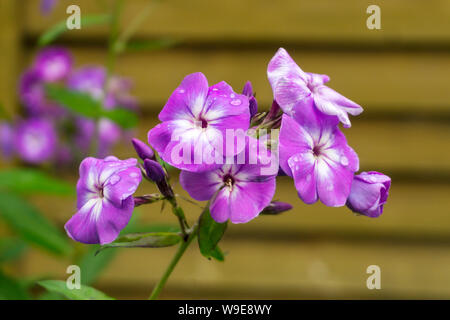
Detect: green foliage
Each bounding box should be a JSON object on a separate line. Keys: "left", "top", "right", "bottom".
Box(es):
{"left": 0, "top": 271, "right": 30, "bottom": 300}
{"left": 0, "top": 192, "right": 72, "bottom": 256}
{"left": 45, "top": 85, "right": 137, "bottom": 129}
{"left": 0, "top": 238, "right": 27, "bottom": 263}
{"left": 0, "top": 169, "right": 73, "bottom": 195}
{"left": 197, "top": 208, "right": 227, "bottom": 261}
{"left": 123, "top": 38, "right": 179, "bottom": 52}
{"left": 38, "top": 280, "right": 114, "bottom": 300}
{"left": 97, "top": 232, "right": 182, "bottom": 254}
{"left": 38, "top": 14, "right": 111, "bottom": 47}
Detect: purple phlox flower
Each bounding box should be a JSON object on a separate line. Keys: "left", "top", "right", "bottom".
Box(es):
{"left": 148, "top": 72, "right": 250, "bottom": 172}
{"left": 40, "top": 0, "right": 58, "bottom": 15}
{"left": 97, "top": 119, "right": 121, "bottom": 158}
{"left": 346, "top": 171, "right": 391, "bottom": 218}
{"left": 65, "top": 156, "right": 142, "bottom": 244}
{"left": 242, "top": 81, "right": 258, "bottom": 118}
{"left": 0, "top": 121, "right": 15, "bottom": 159}
{"left": 14, "top": 118, "right": 57, "bottom": 164}
{"left": 33, "top": 47, "right": 72, "bottom": 83}
{"left": 279, "top": 108, "right": 359, "bottom": 207}
{"left": 132, "top": 138, "right": 154, "bottom": 161}
{"left": 105, "top": 76, "right": 138, "bottom": 110}
{"left": 268, "top": 48, "right": 363, "bottom": 128}
{"left": 19, "top": 70, "right": 63, "bottom": 116}
{"left": 67, "top": 66, "right": 106, "bottom": 101}
{"left": 180, "top": 137, "right": 276, "bottom": 224}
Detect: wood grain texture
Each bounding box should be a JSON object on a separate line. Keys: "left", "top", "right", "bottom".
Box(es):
{"left": 24, "top": 0, "right": 450, "bottom": 43}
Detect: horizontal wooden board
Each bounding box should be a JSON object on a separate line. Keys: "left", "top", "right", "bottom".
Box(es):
{"left": 24, "top": 0, "right": 450, "bottom": 43}
{"left": 24, "top": 48, "right": 450, "bottom": 113}
{"left": 22, "top": 235, "right": 450, "bottom": 299}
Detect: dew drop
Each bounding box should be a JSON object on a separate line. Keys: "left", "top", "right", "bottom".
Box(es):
{"left": 340, "top": 156, "right": 349, "bottom": 166}
{"left": 130, "top": 172, "right": 138, "bottom": 178}
{"left": 178, "top": 89, "right": 185, "bottom": 93}
{"left": 326, "top": 184, "right": 334, "bottom": 191}
{"left": 230, "top": 93, "right": 235, "bottom": 98}
{"left": 109, "top": 175, "right": 121, "bottom": 185}
{"left": 230, "top": 99, "right": 242, "bottom": 106}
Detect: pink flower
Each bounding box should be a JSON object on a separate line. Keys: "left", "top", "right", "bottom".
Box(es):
{"left": 65, "top": 156, "right": 142, "bottom": 244}
{"left": 268, "top": 48, "right": 363, "bottom": 128}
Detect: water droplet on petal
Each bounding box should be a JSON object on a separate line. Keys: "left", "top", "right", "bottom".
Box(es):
{"left": 340, "top": 156, "right": 349, "bottom": 166}
{"left": 109, "top": 175, "right": 121, "bottom": 185}
{"left": 230, "top": 93, "right": 235, "bottom": 98}
{"left": 230, "top": 99, "right": 242, "bottom": 106}
{"left": 178, "top": 89, "right": 185, "bottom": 93}
{"left": 130, "top": 172, "right": 138, "bottom": 178}
{"left": 326, "top": 184, "right": 334, "bottom": 191}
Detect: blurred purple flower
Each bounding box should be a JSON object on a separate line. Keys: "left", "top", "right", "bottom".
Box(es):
{"left": 97, "top": 119, "right": 121, "bottom": 158}
{"left": 67, "top": 66, "right": 106, "bottom": 101}
{"left": 148, "top": 72, "right": 250, "bottom": 172}
{"left": 65, "top": 156, "right": 142, "bottom": 244}
{"left": 40, "top": 0, "right": 58, "bottom": 15}
{"left": 34, "top": 47, "right": 72, "bottom": 82}
{"left": 260, "top": 201, "right": 293, "bottom": 215}
{"left": 279, "top": 108, "right": 359, "bottom": 207}
{"left": 346, "top": 171, "right": 391, "bottom": 217}
{"left": 14, "top": 118, "right": 57, "bottom": 164}
{"left": 180, "top": 138, "right": 276, "bottom": 224}
{"left": 268, "top": 48, "right": 363, "bottom": 128}
{"left": 0, "top": 121, "right": 15, "bottom": 159}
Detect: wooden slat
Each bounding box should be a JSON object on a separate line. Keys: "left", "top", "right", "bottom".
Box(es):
{"left": 25, "top": 48, "right": 450, "bottom": 113}
{"left": 24, "top": 0, "right": 450, "bottom": 43}
{"left": 0, "top": 0, "right": 21, "bottom": 114}
{"left": 23, "top": 235, "right": 450, "bottom": 299}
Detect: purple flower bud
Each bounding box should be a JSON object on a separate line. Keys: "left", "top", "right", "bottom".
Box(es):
{"left": 134, "top": 194, "right": 162, "bottom": 207}
{"left": 144, "top": 159, "right": 166, "bottom": 182}
{"left": 242, "top": 81, "right": 258, "bottom": 118}
{"left": 346, "top": 171, "right": 391, "bottom": 218}
{"left": 143, "top": 159, "right": 174, "bottom": 198}
{"left": 132, "top": 138, "right": 154, "bottom": 161}
{"left": 260, "top": 201, "right": 293, "bottom": 215}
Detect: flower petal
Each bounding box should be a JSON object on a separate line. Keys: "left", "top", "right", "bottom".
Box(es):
{"left": 314, "top": 85, "right": 363, "bottom": 128}
{"left": 179, "top": 170, "right": 222, "bottom": 201}
{"left": 288, "top": 152, "right": 318, "bottom": 204}
{"left": 103, "top": 166, "right": 142, "bottom": 207}
{"left": 158, "top": 72, "right": 209, "bottom": 121}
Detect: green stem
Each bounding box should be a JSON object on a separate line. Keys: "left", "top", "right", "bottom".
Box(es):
{"left": 148, "top": 224, "right": 198, "bottom": 300}
{"left": 106, "top": 0, "right": 123, "bottom": 77}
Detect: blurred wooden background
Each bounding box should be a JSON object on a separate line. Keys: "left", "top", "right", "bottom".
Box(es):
{"left": 1, "top": 0, "right": 450, "bottom": 299}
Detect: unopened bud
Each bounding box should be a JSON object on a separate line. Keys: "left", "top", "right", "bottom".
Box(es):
{"left": 260, "top": 201, "right": 293, "bottom": 215}
{"left": 132, "top": 138, "right": 154, "bottom": 161}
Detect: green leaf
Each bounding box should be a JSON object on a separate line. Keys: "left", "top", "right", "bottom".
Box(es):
{"left": 38, "top": 14, "right": 111, "bottom": 47}
{"left": 198, "top": 208, "right": 228, "bottom": 261}
{"left": 0, "top": 238, "right": 27, "bottom": 263}
{"left": 45, "top": 85, "right": 102, "bottom": 118}
{"left": 101, "top": 107, "right": 138, "bottom": 129}
{"left": 38, "top": 280, "right": 114, "bottom": 300}
{"left": 0, "top": 169, "right": 73, "bottom": 195}
{"left": 124, "top": 38, "right": 178, "bottom": 52}
{"left": 0, "top": 192, "right": 72, "bottom": 256}
{"left": 46, "top": 85, "right": 137, "bottom": 129}
{"left": 0, "top": 271, "right": 30, "bottom": 300}
{"left": 96, "top": 232, "right": 182, "bottom": 254}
